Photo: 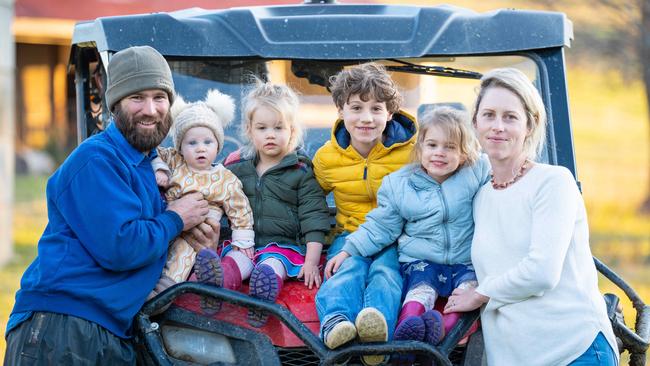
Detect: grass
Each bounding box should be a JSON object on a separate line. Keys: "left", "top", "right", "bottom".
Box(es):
{"left": 1, "top": 68, "right": 649, "bottom": 362}
{"left": 1, "top": 175, "right": 47, "bottom": 359}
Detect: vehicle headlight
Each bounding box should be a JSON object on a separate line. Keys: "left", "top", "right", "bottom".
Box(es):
{"left": 161, "top": 325, "right": 236, "bottom": 364}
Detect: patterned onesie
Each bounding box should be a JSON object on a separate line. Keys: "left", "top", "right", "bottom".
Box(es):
{"left": 153, "top": 147, "right": 254, "bottom": 284}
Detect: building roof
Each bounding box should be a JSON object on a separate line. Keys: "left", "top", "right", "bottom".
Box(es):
{"left": 14, "top": 0, "right": 354, "bottom": 45}
{"left": 15, "top": 0, "right": 301, "bottom": 21}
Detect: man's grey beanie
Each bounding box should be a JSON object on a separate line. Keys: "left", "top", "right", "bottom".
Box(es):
{"left": 105, "top": 45, "right": 175, "bottom": 111}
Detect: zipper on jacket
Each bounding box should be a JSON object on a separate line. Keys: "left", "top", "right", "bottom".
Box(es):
{"left": 286, "top": 207, "right": 301, "bottom": 244}
{"left": 437, "top": 185, "right": 451, "bottom": 264}
{"left": 255, "top": 177, "right": 263, "bottom": 240}
{"left": 364, "top": 160, "right": 375, "bottom": 202}
{"left": 253, "top": 154, "right": 300, "bottom": 245}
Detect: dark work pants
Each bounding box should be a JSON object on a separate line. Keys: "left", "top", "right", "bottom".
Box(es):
{"left": 4, "top": 311, "right": 136, "bottom": 366}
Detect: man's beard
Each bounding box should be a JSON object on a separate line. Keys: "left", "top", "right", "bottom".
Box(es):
{"left": 113, "top": 105, "right": 172, "bottom": 152}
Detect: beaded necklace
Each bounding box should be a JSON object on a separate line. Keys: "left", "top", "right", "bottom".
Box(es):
{"left": 490, "top": 160, "right": 529, "bottom": 189}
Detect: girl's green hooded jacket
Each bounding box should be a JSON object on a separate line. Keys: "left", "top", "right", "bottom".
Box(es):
{"left": 225, "top": 151, "right": 330, "bottom": 248}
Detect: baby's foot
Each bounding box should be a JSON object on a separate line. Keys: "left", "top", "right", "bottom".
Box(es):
{"left": 195, "top": 249, "right": 224, "bottom": 315}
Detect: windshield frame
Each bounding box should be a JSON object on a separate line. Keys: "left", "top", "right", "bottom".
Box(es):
{"left": 73, "top": 48, "right": 575, "bottom": 178}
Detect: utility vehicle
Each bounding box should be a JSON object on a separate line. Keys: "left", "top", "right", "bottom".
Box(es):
{"left": 68, "top": 1, "right": 649, "bottom": 365}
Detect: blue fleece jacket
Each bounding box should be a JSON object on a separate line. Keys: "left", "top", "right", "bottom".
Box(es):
{"left": 10, "top": 122, "right": 183, "bottom": 338}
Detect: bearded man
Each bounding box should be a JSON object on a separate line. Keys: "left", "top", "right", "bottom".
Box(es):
{"left": 4, "top": 46, "right": 215, "bottom": 365}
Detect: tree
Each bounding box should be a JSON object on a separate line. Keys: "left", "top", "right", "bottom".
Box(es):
{"left": 538, "top": 0, "right": 650, "bottom": 214}
{"left": 640, "top": 0, "right": 650, "bottom": 213}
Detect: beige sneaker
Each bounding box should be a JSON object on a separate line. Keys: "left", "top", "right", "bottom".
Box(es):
{"left": 355, "top": 307, "right": 388, "bottom": 366}
{"left": 324, "top": 320, "right": 357, "bottom": 349}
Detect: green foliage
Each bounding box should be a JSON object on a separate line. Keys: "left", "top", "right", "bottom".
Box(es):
{"left": 43, "top": 128, "right": 75, "bottom": 167}
{"left": 1, "top": 175, "right": 47, "bottom": 360}
{"left": 13, "top": 175, "right": 48, "bottom": 203}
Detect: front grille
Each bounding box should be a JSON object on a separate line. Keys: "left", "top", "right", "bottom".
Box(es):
{"left": 449, "top": 346, "right": 465, "bottom": 365}
{"left": 277, "top": 347, "right": 320, "bottom": 366}
{"left": 275, "top": 346, "right": 466, "bottom": 365}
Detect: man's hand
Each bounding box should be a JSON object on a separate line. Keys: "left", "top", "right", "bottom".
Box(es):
{"left": 167, "top": 192, "right": 209, "bottom": 231}
{"left": 324, "top": 251, "right": 350, "bottom": 280}
{"left": 181, "top": 217, "right": 220, "bottom": 252}
{"left": 155, "top": 170, "right": 170, "bottom": 188}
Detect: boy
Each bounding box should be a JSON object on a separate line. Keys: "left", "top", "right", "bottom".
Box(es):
{"left": 313, "top": 63, "right": 417, "bottom": 365}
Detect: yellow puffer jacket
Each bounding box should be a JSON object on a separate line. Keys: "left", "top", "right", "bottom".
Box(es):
{"left": 313, "top": 110, "right": 417, "bottom": 234}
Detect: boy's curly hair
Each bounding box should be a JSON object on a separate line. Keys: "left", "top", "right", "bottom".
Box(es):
{"left": 329, "top": 63, "right": 403, "bottom": 114}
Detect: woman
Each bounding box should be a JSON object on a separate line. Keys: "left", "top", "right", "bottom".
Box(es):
{"left": 445, "top": 68, "right": 618, "bottom": 365}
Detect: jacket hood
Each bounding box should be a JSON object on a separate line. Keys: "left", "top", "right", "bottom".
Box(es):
{"left": 225, "top": 149, "right": 312, "bottom": 170}
{"left": 331, "top": 110, "right": 417, "bottom": 150}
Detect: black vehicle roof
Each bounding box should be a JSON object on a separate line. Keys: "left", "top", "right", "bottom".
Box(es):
{"left": 71, "top": 3, "right": 573, "bottom": 60}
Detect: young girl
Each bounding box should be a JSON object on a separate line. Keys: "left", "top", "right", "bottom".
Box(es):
{"left": 148, "top": 89, "right": 255, "bottom": 315}
{"left": 221, "top": 82, "right": 331, "bottom": 327}
{"left": 326, "top": 106, "right": 490, "bottom": 347}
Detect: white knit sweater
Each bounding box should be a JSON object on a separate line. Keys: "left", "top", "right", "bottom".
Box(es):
{"left": 472, "top": 164, "right": 618, "bottom": 366}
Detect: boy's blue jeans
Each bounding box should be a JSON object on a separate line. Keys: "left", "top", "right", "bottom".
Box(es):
{"left": 316, "top": 232, "right": 402, "bottom": 340}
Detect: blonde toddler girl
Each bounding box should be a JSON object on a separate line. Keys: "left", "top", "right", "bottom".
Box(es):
{"left": 326, "top": 107, "right": 490, "bottom": 351}
{"left": 221, "top": 82, "right": 330, "bottom": 327}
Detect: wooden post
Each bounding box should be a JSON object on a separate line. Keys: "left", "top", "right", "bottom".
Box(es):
{"left": 0, "top": 0, "right": 15, "bottom": 266}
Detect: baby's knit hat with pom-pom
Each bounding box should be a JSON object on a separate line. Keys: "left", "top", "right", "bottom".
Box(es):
{"left": 170, "top": 89, "right": 235, "bottom": 154}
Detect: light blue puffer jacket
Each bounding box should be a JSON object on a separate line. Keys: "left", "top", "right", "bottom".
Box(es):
{"left": 342, "top": 154, "right": 490, "bottom": 265}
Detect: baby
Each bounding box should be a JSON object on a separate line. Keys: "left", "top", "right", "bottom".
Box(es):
{"left": 148, "top": 89, "right": 255, "bottom": 315}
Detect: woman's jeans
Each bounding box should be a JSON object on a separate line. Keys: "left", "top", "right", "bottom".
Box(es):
{"left": 569, "top": 332, "right": 618, "bottom": 365}
{"left": 316, "top": 232, "right": 402, "bottom": 340}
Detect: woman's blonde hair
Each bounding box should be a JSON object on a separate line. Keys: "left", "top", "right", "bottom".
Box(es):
{"left": 471, "top": 68, "right": 547, "bottom": 161}
{"left": 413, "top": 106, "right": 481, "bottom": 166}
{"left": 241, "top": 81, "right": 304, "bottom": 159}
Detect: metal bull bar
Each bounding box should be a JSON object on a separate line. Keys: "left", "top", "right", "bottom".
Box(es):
{"left": 137, "top": 282, "right": 480, "bottom": 365}
{"left": 595, "top": 257, "right": 650, "bottom": 366}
